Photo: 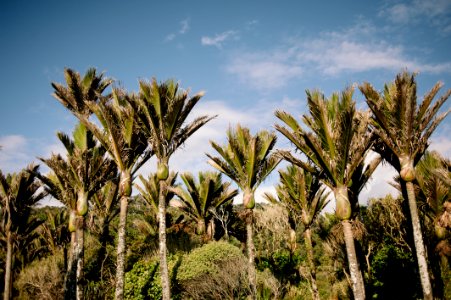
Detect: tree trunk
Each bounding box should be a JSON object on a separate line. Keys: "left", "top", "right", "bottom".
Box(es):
{"left": 245, "top": 208, "right": 256, "bottom": 299}
{"left": 64, "top": 231, "right": 77, "bottom": 299}
{"left": 76, "top": 217, "right": 84, "bottom": 300}
{"left": 406, "top": 181, "right": 433, "bottom": 300}
{"left": 159, "top": 178, "right": 171, "bottom": 300}
{"left": 3, "top": 232, "right": 12, "bottom": 300}
{"left": 115, "top": 171, "right": 131, "bottom": 300}
{"left": 342, "top": 220, "right": 365, "bottom": 300}
{"left": 304, "top": 227, "right": 320, "bottom": 300}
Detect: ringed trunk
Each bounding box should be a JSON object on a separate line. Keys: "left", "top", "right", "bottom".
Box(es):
{"left": 114, "top": 171, "right": 132, "bottom": 300}
{"left": 64, "top": 230, "right": 77, "bottom": 299}
{"left": 158, "top": 162, "right": 171, "bottom": 300}
{"left": 406, "top": 181, "right": 433, "bottom": 300}
{"left": 342, "top": 220, "right": 365, "bottom": 300}
{"left": 304, "top": 228, "right": 319, "bottom": 300}
{"left": 76, "top": 216, "right": 84, "bottom": 300}
{"left": 245, "top": 208, "right": 257, "bottom": 299}
{"left": 3, "top": 232, "right": 12, "bottom": 300}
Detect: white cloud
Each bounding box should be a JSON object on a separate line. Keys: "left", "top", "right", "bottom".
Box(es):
{"left": 179, "top": 19, "right": 190, "bottom": 34}
{"left": 165, "top": 18, "right": 190, "bottom": 42}
{"left": 0, "top": 135, "right": 34, "bottom": 173}
{"left": 226, "top": 53, "right": 303, "bottom": 90}
{"left": 201, "top": 30, "right": 238, "bottom": 48}
{"left": 379, "top": 0, "right": 451, "bottom": 24}
{"left": 224, "top": 21, "right": 451, "bottom": 91}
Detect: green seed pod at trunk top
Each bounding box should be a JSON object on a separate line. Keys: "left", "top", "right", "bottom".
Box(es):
{"left": 196, "top": 219, "right": 206, "bottom": 235}
{"left": 120, "top": 172, "right": 132, "bottom": 196}
{"left": 399, "top": 155, "right": 416, "bottom": 182}
{"left": 77, "top": 191, "right": 88, "bottom": 216}
{"left": 334, "top": 186, "right": 351, "bottom": 220}
{"left": 69, "top": 210, "right": 77, "bottom": 232}
{"left": 157, "top": 162, "right": 169, "bottom": 180}
{"left": 243, "top": 189, "right": 255, "bottom": 209}
{"left": 435, "top": 224, "right": 447, "bottom": 240}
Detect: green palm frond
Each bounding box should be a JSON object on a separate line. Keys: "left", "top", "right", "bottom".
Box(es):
{"left": 136, "top": 172, "right": 178, "bottom": 216}
{"left": 207, "top": 124, "right": 281, "bottom": 193}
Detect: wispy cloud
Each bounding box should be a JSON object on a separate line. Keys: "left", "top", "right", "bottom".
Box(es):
{"left": 225, "top": 21, "right": 451, "bottom": 91}
{"left": 379, "top": 0, "right": 451, "bottom": 34}
{"left": 201, "top": 30, "right": 238, "bottom": 48}
{"left": 226, "top": 52, "right": 303, "bottom": 90}
{"left": 165, "top": 18, "right": 190, "bottom": 42}
{"left": 0, "top": 135, "right": 33, "bottom": 173}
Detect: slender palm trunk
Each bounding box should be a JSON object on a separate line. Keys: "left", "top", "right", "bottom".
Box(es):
{"left": 159, "top": 178, "right": 171, "bottom": 300}
{"left": 245, "top": 209, "right": 257, "bottom": 299}
{"left": 304, "top": 227, "right": 320, "bottom": 300}
{"left": 76, "top": 217, "right": 84, "bottom": 300}
{"left": 115, "top": 171, "right": 131, "bottom": 300}
{"left": 342, "top": 220, "right": 365, "bottom": 300}
{"left": 3, "top": 232, "right": 12, "bottom": 300}
{"left": 65, "top": 231, "right": 77, "bottom": 299}
{"left": 406, "top": 181, "right": 433, "bottom": 300}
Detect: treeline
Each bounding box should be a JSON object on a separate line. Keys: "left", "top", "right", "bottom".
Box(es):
{"left": 0, "top": 69, "right": 450, "bottom": 300}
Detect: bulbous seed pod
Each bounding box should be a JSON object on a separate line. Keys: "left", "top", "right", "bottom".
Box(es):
{"left": 157, "top": 162, "right": 169, "bottom": 180}
{"left": 334, "top": 186, "right": 351, "bottom": 220}
{"left": 399, "top": 155, "right": 416, "bottom": 182}
{"left": 289, "top": 229, "right": 297, "bottom": 244}
{"left": 120, "top": 172, "right": 132, "bottom": 196}
{"left": 301, "top": 210, "right": 312, "bottom": 226}
{"left": 243, "top": 189, "right": 255, "bottom": 209}
{"left": 435, "top": 224, "right": 447, "bottom": 240}
{"left": 69, "top": 210, "right": 77, "bottom": 232}
{"left": 77, "top": 191, "right": 88, "bottom": 216}
{"left": 196, "top": 220, "right": 206, "bottom": 235}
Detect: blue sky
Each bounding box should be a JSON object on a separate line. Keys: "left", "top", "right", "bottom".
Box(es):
{"left": 1, "top": 0, "right": 450, "bottom": 204}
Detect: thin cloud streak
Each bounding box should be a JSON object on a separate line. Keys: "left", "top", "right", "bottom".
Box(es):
{"left": 201, "top": 30, "right": 238, "bottom": 48}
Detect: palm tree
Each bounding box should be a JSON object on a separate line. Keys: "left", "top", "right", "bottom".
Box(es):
{"left": 131, "top": 78, "right": 214, "bottom": 300}
{"left": 136, "top": 172, "right": 178, "bottom": 218}
{"left": 36, "top": 123, "right": 117, "bottom": 300}
{"left": 0, "top": 165, "right": 47, "bottom": 300}
{"left": 360, "top": 71, "right": 450, "bottom": 300}
{"left": 52, "top": 68, "right": 152, "bottom": 299}
{"left": 207, "top": 125, "right": 280, "bottom": 298}
{"left": 52, "top": 68, "right": 112, "bottom": 115}
{"left": 170, "top": 171, "right": 238, "bottom": 239}
{"left": 264, "top": 164, "right": 329, "bottom": 300}
{"left": 275, "top": 87, "right": 374, "bottom": 300}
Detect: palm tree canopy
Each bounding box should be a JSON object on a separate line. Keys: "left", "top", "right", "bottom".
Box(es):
{"left": 52, "top": 68, "right": 113, "bottom": 116}
{"left": 132, "top": 78, "right": 215, "bottom": 161}
{"left": 0, "top": 165, "right": 47, "bottom": 235}
{"left": 360, "top": 71, "right": 450, "bottom": 173}
{"left": 136, "top": 172, "right": 178, "bottom": 216}
{"left": 264, "top": 164, "right": 330, "bottom": 228}
{"left": 207, "top": 124, "right": 281, "bottom": 194}
{"left": 170, "top": 171, "right": 238, "bottom": 223}
{"left": 80, "top": 88, "right": 152, "bottom": 174}
{"left": 35, "top": 122, "right": 117, "bottom": 209}
{"left": 275, "top": 87, "right": 374, "bottom": 190}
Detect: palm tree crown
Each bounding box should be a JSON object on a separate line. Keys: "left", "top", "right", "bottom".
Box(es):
{"left": 170, "top": 171, "right": 238, "bottom": 235}
{"left": 207, "top": 124, "right": 280, "bottom": 209}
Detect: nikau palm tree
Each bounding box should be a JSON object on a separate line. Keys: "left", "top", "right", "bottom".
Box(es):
{"left": 207, "top": 125, "right": 281, "bottom": 298}
{"left": 75, "top": 91, "right": 152, "bottom": 300}
{"left": 360, "top": 71, "right": 450, "bottom": 300}
{"left": 0, "top": 165, "right": 47, "bottom": 300}
{"left": 264, "top": 164, "right": 329, "bottom": 300}
{"left": 170, "top": 171, "right": 238, "bottom": 239}
{"left": 275, "top": 87, "right": 374, "bottom": 300}
{"left": 131, "top": 78, "right": 214, "bottom": 300}
{"left": 36, "top": 123, "right": 117, "bottom": 300}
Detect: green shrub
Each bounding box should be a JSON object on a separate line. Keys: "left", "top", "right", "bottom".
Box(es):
{"left": 124, "top": 260, "right": 162, "bottom": 300}
{"left": 176, "top": 241, "right": 243, "bottom": 281}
